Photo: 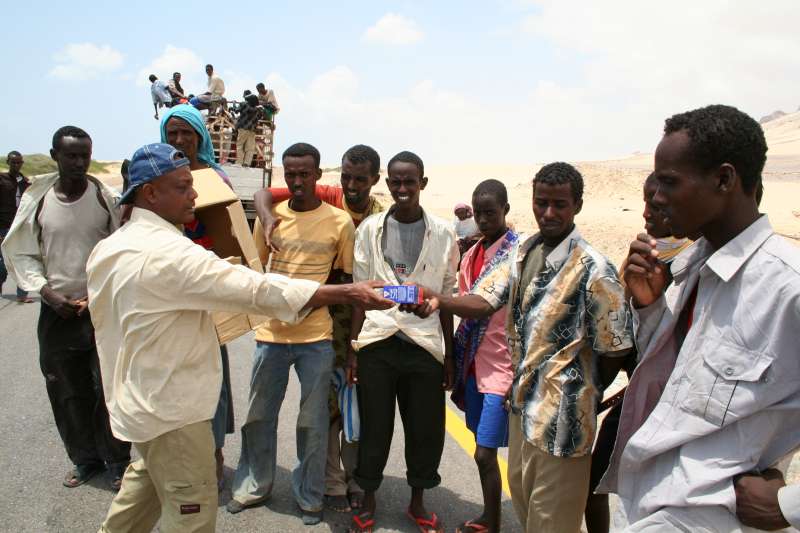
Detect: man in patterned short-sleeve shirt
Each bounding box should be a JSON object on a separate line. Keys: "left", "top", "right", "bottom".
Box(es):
{"left": 408, "top": 162, "right": 633, "bottom": 533}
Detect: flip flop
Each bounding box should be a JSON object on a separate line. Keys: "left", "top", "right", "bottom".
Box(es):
{"left": 109, "top": 463, "right": 127, "bottom": 491}
{"left": 63, "top": 463, "right": 104, "bottom": 488}
{"left": 348, "top": 511, "right": 375, "bottom": 533}
{"left": 325, "top": 494, "right": 351, "bottom": 513}
{"left": 406, "top": 508, "right": 444, "bottom": 533}
{"left": 455, "top": 519, "right": 490, "bottom": 532}
{"left": 349, "top": 491, "right": 364, "bottom": 510}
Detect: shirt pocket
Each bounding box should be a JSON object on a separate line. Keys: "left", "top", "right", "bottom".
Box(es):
{"left": 683, "top": 339, "right": 774, "bottom": 427}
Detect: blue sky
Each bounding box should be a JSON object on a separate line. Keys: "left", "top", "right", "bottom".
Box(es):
{"left": 3, "top": 0, "right": 799, "bottom": 165}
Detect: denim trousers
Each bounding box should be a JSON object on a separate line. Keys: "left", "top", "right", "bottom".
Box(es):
{"left": 231, "top": 340, "right": 334, "bottom": 512}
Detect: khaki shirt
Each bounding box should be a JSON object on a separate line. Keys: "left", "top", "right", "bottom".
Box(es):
{"left": 87, "top": 207, "right": 318, "bottom": 443}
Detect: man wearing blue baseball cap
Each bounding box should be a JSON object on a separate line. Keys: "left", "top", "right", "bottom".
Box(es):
{"left": 88, "top": 143, "right": 393, "bottom": 532}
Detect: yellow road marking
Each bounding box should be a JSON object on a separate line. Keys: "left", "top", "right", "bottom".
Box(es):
{"left": 444, "top": 406, "right": 511, "bottom": 497}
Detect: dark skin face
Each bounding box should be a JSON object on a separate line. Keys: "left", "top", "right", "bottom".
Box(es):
{"left": 50, "top": 136, "right": 92, "bottom": 197}
{"left": 7, "top": 154, "right": 23, "bottom": 177}
{"left": 133, "top": 166, "right": 197, "bottom": 225}
{"left": 283, "top": 155, "right": 322, "bottom": 212}
{"left": 642, "top": 179, "right": 671, "bottom": 238}
{"left": 340, "top": 158, "right": 379, "bottom": 212}
{"left": 532, "top": 181, "right": 582, "bottom": 247}
{"left": 472, "top": 193, "right": 509, "bottom": 246}
{"left": 386, "top": 161, "right": 427, "bottom": 222}
{"left": 165, "top": 118, "right": 203, "bottom": 170}
{"left": 651, "top": 130, "right": 758, "bottom": 248}
{"left": 206, "top": 66, "right": 213, "bottom": 76}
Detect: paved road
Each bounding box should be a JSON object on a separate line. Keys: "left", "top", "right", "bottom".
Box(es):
{"left": 0, "top": 292, "right": 523, "bottom": 532}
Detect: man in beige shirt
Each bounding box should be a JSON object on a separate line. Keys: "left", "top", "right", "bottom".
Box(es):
{"left": 89, "top": 143, "right": 391, "bottom": 533}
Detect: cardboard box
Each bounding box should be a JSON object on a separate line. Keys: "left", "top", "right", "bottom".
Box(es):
{"left": 192, "top": 168, "right": 269, "bottom": 344}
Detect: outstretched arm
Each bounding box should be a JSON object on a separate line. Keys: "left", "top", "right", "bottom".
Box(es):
{"left": 401, "top": 290, "right": 496, "bottom": 320}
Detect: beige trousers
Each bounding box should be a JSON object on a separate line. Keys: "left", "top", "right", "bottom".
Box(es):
{"left": 98, "top": 421, "right": 217, "bottom": 533}
{"left": 507, "top": 413, "right": 591, "bottom": 533}
{"left": 325, "top": 416, "right": 362, "bottom": 496}
{"left": 235, "top": 129, "right": 257, "bottom": 166}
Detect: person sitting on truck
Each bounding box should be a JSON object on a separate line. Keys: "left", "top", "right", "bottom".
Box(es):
{"left": 256, "top": 83, "right": 279, "bottom": 122}
{"left": 167, "top": 72, "right": 187, "bottom": 104}
{"left": 206, "top": 64, "right": 226, "bottom": 115}
{"left": 149, "top": 74, "right": 173, "bottom": 120}
{"left": 235, "top": 93, "right": 261, "bottom": 167}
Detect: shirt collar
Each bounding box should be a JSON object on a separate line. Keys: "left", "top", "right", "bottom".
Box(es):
{"left": 702, "top": 215, "right": 774, "bottom": 282}
{"left": 545, "top": 226, "right": 582, "bottom": 270}
{"left": 130, "top": 207, "right": 184, "bottom": 235}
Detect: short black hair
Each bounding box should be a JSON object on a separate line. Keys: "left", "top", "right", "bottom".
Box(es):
{"left": 148, "top": 74, "right": 157, "bottom": 82}
{"left": 342, "top": 145, "right": 380, "bottom": 176}
{"left": 387, "top": 151, "right": 424, "bottom": 178}
{"left": 533, "top": 162, "right": 584, "bottom": 203}
{"left": 256, "top": 82, "right": 265, "bottom": 90}
{"left": 282, "top": 142, "right": 320, "bottom": 168}
{"left": 663, "top": 104, "right": 767, "bottom": 193}
{"left": 473, "top": 179, "right": 508, "bottom": 205}
{"left": 206, "top": 64, "right": 213, "bottom": 70}
{"left": 173, "top": 72, "right": 181, "bottom": 78}
{"left": 7, "top": 150, "right": 22, "bottom": 159}
{"left": 52, "top": 126, "right": 91, "bottom": 151}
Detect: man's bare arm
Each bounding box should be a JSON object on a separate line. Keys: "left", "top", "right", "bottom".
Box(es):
{"left": 305, "top": 281, "right": 392, "bottom": 312}
{"left": 401, "top": 290, "right": 495, "bottom": 320}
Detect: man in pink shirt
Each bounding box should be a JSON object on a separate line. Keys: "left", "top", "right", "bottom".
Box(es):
{"left": 452, "top": 179, "right": 516, "bottom": 533}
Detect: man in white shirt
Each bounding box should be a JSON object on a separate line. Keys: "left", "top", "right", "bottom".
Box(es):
{"left": 149, "top": 75, "right": 173, "bottom": 120}
{"left": 346, "top": 151, "right": 459, "bottom": 533}
{"left": 599, "top": 104, "right": 800, "bottom": 532}
{"left": 89, "top": 143, "right": 392, "bottom": 532}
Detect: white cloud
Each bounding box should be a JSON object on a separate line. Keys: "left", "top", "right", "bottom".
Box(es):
{"left": 136, "top": 45, "right": 205, "bottom": 91}
{"left": 515, "top": 0, "right": 800, "bottom": 157}
{"left": 50, "top": 43, "right": 124, "bottom": 81}
{"left": 363, "top": 13, "right": 424, "bottom": 45}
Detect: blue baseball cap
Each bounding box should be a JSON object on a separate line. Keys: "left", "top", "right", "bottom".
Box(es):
{"left": 119, "top": 143, "right": 190, "bottom": 204}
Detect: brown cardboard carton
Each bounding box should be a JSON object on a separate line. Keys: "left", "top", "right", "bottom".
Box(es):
{"left": 191, "top": 168, "right": 268, "bottom": 343}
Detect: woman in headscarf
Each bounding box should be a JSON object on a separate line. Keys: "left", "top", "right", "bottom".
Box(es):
{"left": 160, "top": 105, "right": 234, "bottom": 491}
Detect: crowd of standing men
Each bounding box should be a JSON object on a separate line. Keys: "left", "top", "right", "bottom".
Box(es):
{"left": 1, "top": 103, "right": 799, "bottom": 533}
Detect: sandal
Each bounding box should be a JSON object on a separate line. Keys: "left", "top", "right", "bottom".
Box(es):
{"left": 348, "top": 510, "right": 375, "bottom": 532}
{"left": 325, "top": 494, "right": 351, "bottom": 513}
{"left": 455, "top": 519, "right": 490, "bottom": 532}
{"left": 406, "top": 508, "right": 444, "bottom": 533}
{"left": 349, "top": 491, "right": 364, "bottom": 510}
{"left": 63, "top": 463, "right": 104, "bottom": 488}
{"left": 109, "top": 463, "right": 127, "bottom": 491}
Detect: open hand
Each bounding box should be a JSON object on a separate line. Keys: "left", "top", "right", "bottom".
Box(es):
{"left": 624, "top": 233, "right": 668, "bottom": 308}
{"left": 262, "top": 216, "right": 281, "bottom": 253}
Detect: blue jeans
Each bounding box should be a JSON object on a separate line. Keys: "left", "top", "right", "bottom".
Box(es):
{"left": 0, "top": 227, "right": 27, "bottom": 299}
{"left": 231, "top": 340, "right": 334, "bottom": 512}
